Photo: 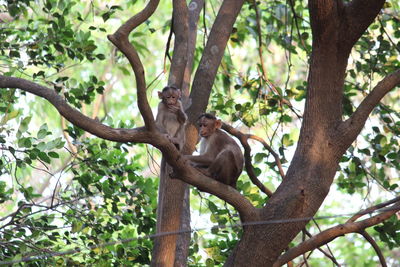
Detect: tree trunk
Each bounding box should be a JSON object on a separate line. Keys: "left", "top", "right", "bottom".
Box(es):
{"left": 152, "top": 162, "right": 187, "bottom": 267}
{"left": 224, "top": 1, "right": 388, "bottom": 264}
{"left": 225, "top": 148, "right": 341, "bottom": 266}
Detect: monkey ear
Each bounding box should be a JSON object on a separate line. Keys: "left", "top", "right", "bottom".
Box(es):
{"left": 215, "top": 119, "right": 222, "bottom": 129}
{"left": 158, "top": 91, "right": 163, "bottom": 99}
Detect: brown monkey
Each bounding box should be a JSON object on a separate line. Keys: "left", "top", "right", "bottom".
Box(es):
{"left": 185, "top": 113, "right": 244, "bottom": 188}
{"left": 155, "top": 86, "right": 187, "bottom": 150}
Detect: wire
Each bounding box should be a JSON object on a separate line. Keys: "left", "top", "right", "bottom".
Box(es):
{"left": 0, "top": 206, "right": 399, "bottom": 265}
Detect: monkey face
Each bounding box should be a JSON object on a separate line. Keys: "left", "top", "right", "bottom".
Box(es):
{"left": 160, "top": 89, "right": 180, "bottom": 107}
{"left": 198, "top": 118, "right": 217, "bottom": 138}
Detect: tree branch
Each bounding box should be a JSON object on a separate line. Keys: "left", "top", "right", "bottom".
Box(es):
{"left": 187, "top": 0, "right": 245, "bottom": 122}
{"left": 181, "top": 0, "right": 204, "bottom": 98}
{"left": 348, "top": 196, "right": 400, "bottom": 223}
{"left": 303, "top": 228, "right": 340, "bottom": 266}
{"left": 221, "top": 123, "right": 277, "bottom": 197}
{"left": 168, "top": 0, "right": 189, "bottom": 88}
{"left": 274, "top": 202, "right": 400, "bottom": 266}
{"left": 0, "top": 75, "right": 151, "bottom": 143}
{"left": 342, "top": 0, "right": 385, "bottom": 49}
{"left": 338, "top": 69, "right": 400, "bottom": 147}
{"left": 0, "top": 76, "right": 255, "bottom": 221}
{"left": 165, "top": 154, "right": 257, "bottom": 220}
{"left": 107, "top": 0, "right": 160, "bottom": 131}
{"left": 359, "top": 230, "right": 387, "bottom": 267}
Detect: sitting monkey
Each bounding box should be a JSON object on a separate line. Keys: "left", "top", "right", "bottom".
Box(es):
{"left": 185, "top": 113, "right": 244, "bottom": 188}
{"left": 155, "top": 86, "right": 187, "bottom": 150}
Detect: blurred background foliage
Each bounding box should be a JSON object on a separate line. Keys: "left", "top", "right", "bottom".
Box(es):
{"left": 0, "top": 0, "right": 399, "bottom": 265}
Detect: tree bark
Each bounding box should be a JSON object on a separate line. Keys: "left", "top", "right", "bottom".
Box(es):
{"left": 151, "top": 1, "right": 189, "bottom": 265}
{"left": 154, "top": 1, "right": 246, "bottom": 265}
{"left": 174, "top": 2, "right": 205, "bottom": 266}
{"left": 224, "top": 0, "right": 390, "bottom": 266}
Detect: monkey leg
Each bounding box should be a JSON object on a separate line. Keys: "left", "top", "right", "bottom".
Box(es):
{"left": 208, "top": 150, "right": 238, "bottom": 188}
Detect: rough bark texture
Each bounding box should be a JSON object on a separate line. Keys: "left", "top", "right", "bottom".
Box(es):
{"left": 154, "top": 1, "right": 246, "bottom": 265}
{"left": 187, "top": 0, "right": 246, "bottom": 121}
{"left": 224, "top": 1, "right": 390, "bottom": 266}
{"left": 174, "top": 2, "right": 205, "bottom": 266}
{"left": 151, "top": 1, "right": 189, "bottom": 265}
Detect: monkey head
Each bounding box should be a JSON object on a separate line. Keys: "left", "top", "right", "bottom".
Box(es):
{"left": 197, "top": 113, "right": 222, "bottom": 138}
{"left": 158, "top": 86, "right": 182, "bottom": 107}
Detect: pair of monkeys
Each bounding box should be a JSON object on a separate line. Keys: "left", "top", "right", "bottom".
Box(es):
{"left": 155, "top": 86, "right": 244, "bottom": 188}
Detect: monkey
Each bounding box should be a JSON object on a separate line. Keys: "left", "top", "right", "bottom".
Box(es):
{"left": 184, "top": 113, "right": 244, "bottom": 188}
{"left": 155, "top": 86, "right": 187, "bottom": 150}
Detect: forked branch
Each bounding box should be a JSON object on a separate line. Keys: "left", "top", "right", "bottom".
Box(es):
{"left": 107, "top": 0, "right": 160, "bottom": 131}
{"left": 274, "top": 200, "right": 400, "bottom": 266}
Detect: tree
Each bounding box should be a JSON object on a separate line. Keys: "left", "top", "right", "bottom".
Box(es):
{"left": 0, "top": 0, "right": 399, "bottom": 266}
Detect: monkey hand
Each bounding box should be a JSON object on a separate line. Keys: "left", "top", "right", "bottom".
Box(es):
{"left": 167, "top": 104, "right": 180, "bottom": 113}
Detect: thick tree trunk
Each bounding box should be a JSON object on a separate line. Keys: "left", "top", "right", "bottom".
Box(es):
{"left": 224, "top": 1, "right": 387, "bottom": 265}
{"left": 152, "top": 1, "right": 204, "bottom": 265}
{"left": 225, "top": 147, "right": 341, "bottom": 266}
{"left": 152, "top": 162, "right": 187, "bottom": 267}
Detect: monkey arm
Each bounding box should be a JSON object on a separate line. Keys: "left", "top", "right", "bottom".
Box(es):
{"left": 184, "top": 154, "right": 214, "bottom": 166}
{"left": 176, "top": 109, "right": 187, "bottom": 124}
{"left": 176, "top": 101, "right": 187, "bottom": 124}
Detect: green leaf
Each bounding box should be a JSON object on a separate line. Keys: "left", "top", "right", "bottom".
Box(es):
{"left": 254, "top": 153, "right": 267, "bottom": 163}
{"left": 48, "top": 151, "right": 59, "bottom": 158}
{"left": 37, "top": 124, "right": 49, "bottom": 139}
{"left": 38, "top": 152, "right": 51, "bottom": 163}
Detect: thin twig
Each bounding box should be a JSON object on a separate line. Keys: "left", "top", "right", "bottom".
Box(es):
{"left": 222, "top": 123, "right": 284, "bottom": 197}
{"left": 359, "top": 230, "right": 387, "bottom": 267}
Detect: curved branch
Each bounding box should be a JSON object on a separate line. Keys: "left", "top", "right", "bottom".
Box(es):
{"left": 0, "top": 75, "right": 151, "bottom": 143}
{"left": 304, "top": 228, "right": 340, "bottom": 266}
{"left": 247, "top": 134, "right": 286, "bottom": 179}
{"left": 348, "top": 196, "right": 400, "bottom": 223}
{"left": 175, "top": 163, "right": 258, "bottom": 220}
{"left": 274, "top": 203, "right": 400, "bottom": 266}
{"left": 107, "top": 0, "right": 160, "bottom": 131}
{"left": 338, "top": 69, "right": 400, "bottom": 147}
{"left": 221, "top": 123, "right": 274, "bottom": 196}
{"left": 359, "top": 230, "right": 387, "bottom": 267}
{"left": 0, "top": 73, "right": 255, "bottom": 217}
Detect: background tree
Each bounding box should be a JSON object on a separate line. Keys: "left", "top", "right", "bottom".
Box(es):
{"left": 0, "top": 0, "right": 399, "bottom": 266}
